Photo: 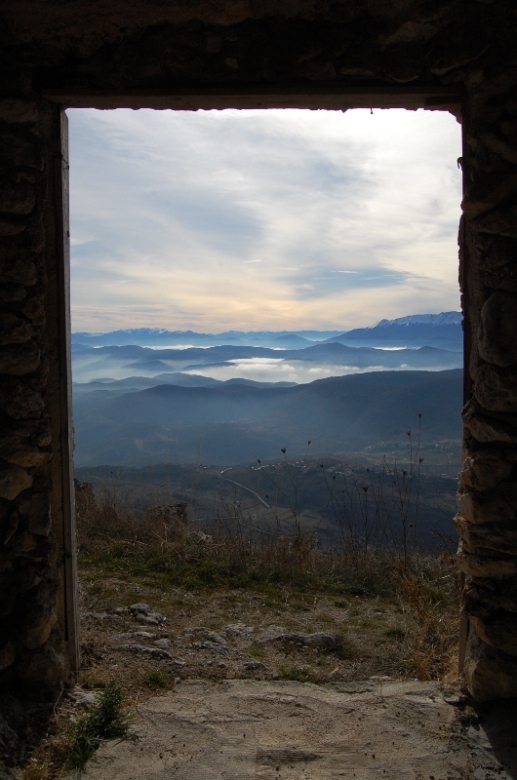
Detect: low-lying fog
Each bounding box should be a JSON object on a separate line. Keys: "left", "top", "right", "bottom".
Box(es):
{"left": 71, "top": 320, "right": 463, "bottom": 386}
{"left": 72, "top": 354, "right": 462, "bottom": 386}
{"left": 185, "top": 357, "right": 417, "bottom": 384}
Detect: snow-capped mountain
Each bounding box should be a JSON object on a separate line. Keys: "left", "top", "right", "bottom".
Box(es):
{"left": 376, "top": 312, "right": 462, "bottom": 328}
{"left": 323, "top": 312, "right": 463, "bottom": 351}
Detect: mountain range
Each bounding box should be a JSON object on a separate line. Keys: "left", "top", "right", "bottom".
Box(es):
{"left": 71, "top": 328, "right": 339, "bottom": 349}
{"left": 73, "top": 369, "right": 462, "bottom": 467}
{"left": 327, "top": 311, "right": 462, "bottom": 350}
{"left": 71, "top": 312, "right": 464, "bottom": 467}
{"left": 72, "top": 311, "right": 463, "bottom": 352}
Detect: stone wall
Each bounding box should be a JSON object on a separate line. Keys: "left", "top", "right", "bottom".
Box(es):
{"left": 1, "top": 0, "right": 517, "bottom": 701}
{"left": 459, "top": 71, "right": 517, "bottom": 699}
{"left": 0, "top": 99, "right": 66, "bottom": 699}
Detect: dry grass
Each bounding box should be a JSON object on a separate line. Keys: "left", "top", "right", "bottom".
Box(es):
{"left": 17, "top": 429, "right": 462, "bottom": 780}
{"left": 76, "top": 483, "right": 460, "bottom": 683}
{"left": 395, "top": 558, "right": 459, "bottom": 679}
{"left": 19, "top": 530, "right": 460, "bottom": 780}
{"left": 75, "top": 480, "right": 189, "bottom": 548}
{"left": 14, "top": 477, "right": 459, "bottom": 780}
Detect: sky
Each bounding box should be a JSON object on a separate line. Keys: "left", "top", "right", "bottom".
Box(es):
{"left": 68, "top": 107, "right": 462, "bottom": 334}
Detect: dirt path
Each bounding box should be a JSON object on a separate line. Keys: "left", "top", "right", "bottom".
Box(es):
{"left": 83, "top": 679, "right": 511, "bottom": 780}
{"left": 218, "top": 469, "right": 271, "bottom": 509}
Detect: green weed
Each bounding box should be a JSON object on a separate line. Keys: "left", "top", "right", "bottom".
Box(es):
{"left": 278, "top": 665, "right": 314, "bottom": 683}
{"left": 318, "top": 612, "right": 335, "bottom": 625}
{"left": 384, "top": 627, "right": 406, "bottom": 640}
{"left": 290, "top": 600, "right": 311, "bottom": 612}
{"left": 143, "top": 670, "right": 170, "bottom": 689}
{"left": 65, "top": 681, "right": 135, "bottom": 771}
{"left": 356, "top": 618, "right": 376, "bottom": 629}
{"left": 249, "top": 645, "right": 266, "bottom": 659}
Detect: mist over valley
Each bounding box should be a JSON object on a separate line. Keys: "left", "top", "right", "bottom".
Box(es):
{"left": 73, "top": 367, "right": 462, "bottom": 468}
{"left": 72, "top": 312, "right": 463, "bottom": 472}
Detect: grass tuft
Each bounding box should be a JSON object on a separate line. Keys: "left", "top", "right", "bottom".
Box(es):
{"left": 65, "top": 681, "right": 135, "bottom": 771}
{"left": 249, "top": 645, "right": 266, "bottom": 659}
{"left": 278, "top": 665, "right": 315, "bottom": 683}
{"left": 143, "top": 669, "right": 170, "bottom": 689}
{"left": 384, "top": 627, "right": 406, "bottom": 640}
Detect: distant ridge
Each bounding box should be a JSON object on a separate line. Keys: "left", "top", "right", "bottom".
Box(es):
{"left": 71, "top": 328, "right": 340, "bottom": 349}
{"left": 71, "top": 312, "right": 463, "bottom": 351}
{"left": 375, "top": 312, "right": 461, "bottom": 327}
{"left": 73, "top": 369, "right": 463, "bottom": 467}
{"left": 323, "top": 311, "right": 462, "bottom": 351}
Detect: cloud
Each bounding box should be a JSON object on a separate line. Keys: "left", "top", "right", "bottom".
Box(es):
{"left": 282, "top": 266, "right": 425, "bottom": 300}
{"left": 68, "top": 108, "right": 462, "bottom": 331}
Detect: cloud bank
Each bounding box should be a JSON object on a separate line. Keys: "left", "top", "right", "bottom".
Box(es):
{"left": 68, "top": 107, "right": 462, "bottom": 332}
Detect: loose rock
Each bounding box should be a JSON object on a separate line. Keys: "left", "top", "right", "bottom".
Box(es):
{"left": 122, "top": 644, "right": 173, "bottom": 661}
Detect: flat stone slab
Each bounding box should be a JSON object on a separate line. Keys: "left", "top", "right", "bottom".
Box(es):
{"left": 84, "top": 679, "right": 511, "bottom": 780}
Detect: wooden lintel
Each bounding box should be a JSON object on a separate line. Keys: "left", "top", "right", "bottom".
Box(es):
{"left": 43, "top": 85, "right": 462, "bottom": 112}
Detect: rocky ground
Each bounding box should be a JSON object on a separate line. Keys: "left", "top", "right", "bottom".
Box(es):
{"left": 11, "top": 565, "right": 517, "bottom": 780}
{"left": 77, "top": 678, "right": 516, "bottom": 780}
{"left": 76, "top": 573, "right": 436, "bottom": 693}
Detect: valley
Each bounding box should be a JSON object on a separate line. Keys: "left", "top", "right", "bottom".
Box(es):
{"left": 72, "top": 313, "right": 463, "bottom": 553}
{"left": 73, "top": 368, "right": 462, "bottom": 467}
{"left": 76, "top": 453, "right": 459, "bottom": 554}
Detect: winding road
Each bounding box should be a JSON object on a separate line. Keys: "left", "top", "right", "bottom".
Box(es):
{"left": 218, "top": 469, "right": 271, "bottom": 510}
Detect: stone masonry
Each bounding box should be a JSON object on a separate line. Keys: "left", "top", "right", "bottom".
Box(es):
{"left": 1, "top": 0, "right": 517, "bottom": 702}
{"left": 459, "top": 68, "right": 517, "bottom": 699}
{"left": 0, "top": 99, "right": 66, "bottom": 698}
